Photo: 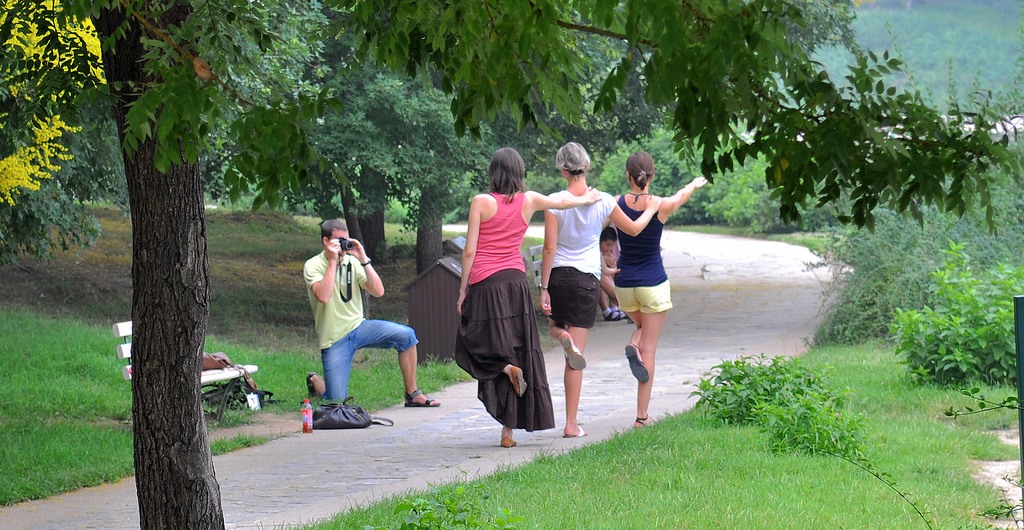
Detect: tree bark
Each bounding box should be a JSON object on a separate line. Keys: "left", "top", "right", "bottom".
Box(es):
{"left": 358, "top": 208, "right": 386, "bottom": 261}
{"left": 415, "top": 188, "right": 445, "bottom": 274}
{"left": 339, "top": 183, "right": 363, "bottom": 242}
{"left": 94, "top": 5, "right": 224, "bottom": 529}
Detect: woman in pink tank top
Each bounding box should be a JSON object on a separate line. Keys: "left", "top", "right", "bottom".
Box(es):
{"left": 454, "top": 147, "right": 598, "bottom": 448}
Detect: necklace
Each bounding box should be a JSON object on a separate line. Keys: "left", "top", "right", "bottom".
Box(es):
{"left": 627, "top": 192, "right": 649, "bottom": 205}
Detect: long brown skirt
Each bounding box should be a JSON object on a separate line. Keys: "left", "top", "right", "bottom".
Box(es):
{"left": 454, "top": 269, "right": 555, "bottom": 432}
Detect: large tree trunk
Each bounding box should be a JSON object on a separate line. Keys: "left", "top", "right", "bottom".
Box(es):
{"left": 415, "top": 188, "right": 445, "bottom": 274}
{"left": 95, "top": 5, "right": 224, "bottom": 529}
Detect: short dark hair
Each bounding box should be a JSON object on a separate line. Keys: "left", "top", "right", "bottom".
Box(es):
{"left": 600, "top": 226, "right": 617, "bottom": 243}
{"left": 320, "top": 219, "right": 347, "bottom": 239}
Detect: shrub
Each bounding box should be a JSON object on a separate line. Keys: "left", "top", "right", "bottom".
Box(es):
{"left": 692, "top": 355, "right": 864, "bottom": 459}
{"left": 367, "top": 484, "right": 521, "bottom": 530}
{"left": 891, "top": 242, "right": 1024, "bottom": 385}
{"left": 815, "top": 200, "right": 1024, "bottom": 346}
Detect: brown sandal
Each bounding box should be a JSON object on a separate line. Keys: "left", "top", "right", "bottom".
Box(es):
{"left": 500, "top": 436, "right": 517, "bottom": 448}
{"left": 507, "top": 366, "right": 527, "bottom": 397}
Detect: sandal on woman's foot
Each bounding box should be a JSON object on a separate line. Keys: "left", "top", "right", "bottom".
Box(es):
{"left": 500, "top": 436, "right": 517, "bottom": 448}
{"left": 634, "top": 416, "right": 653, "bottom": 428}
{"left": 404, "top": 389, "right": 441, "bottom": 407}
{"left": 563, "top": 427, "right": 588, "bottom": 438}
{"left": 624, "top": 344, "right": 650, "bottom": 382}
{"left": 508, "top": 366, "right": 527, "bottom": 397}
{"left": 561, "top": 336, "right": 586, "bottom": 370}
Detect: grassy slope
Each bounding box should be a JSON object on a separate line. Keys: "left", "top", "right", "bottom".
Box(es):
{"left": 816, "top": 0, "right": 1021, "bottom": 110}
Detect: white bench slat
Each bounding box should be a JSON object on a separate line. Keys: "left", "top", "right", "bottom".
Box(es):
{"left": 524, "top": 244, "right": 543, "bottom": 289}
{"left": 200, "top": 365, "right": 259, "bottom": 383}
{"left": 112, "top": 321, "right": 133, "bottom": 339}
{"left": 121, "top": 364, "right": 258, "bottom": 383}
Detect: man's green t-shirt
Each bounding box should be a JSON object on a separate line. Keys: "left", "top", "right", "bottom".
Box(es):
{"left": 303, "top": 252, "right": 368, "bottom": 350}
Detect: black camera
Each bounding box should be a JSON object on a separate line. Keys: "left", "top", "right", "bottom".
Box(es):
{"left": 335, "top": 237, "right": 355, "bottom": 251}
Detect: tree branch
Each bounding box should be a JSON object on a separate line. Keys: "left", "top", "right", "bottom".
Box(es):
{"left": 117, "top": 0, "right": 252, "bottom": 107}
{"left": 554, "top": 19, "right": 631, "bottom": 42}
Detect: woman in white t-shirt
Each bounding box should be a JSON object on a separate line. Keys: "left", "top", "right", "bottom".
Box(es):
{"left": 539, "top": 142, "right": 661, "bottom": 438}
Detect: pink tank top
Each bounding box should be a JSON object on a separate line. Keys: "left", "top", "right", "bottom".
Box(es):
{"left": 469, "top": 192, "right": 527, "bottom": 285}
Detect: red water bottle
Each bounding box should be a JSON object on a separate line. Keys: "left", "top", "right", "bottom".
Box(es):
{"left": 301, "top": 399, "right": 313, "bottom": 433}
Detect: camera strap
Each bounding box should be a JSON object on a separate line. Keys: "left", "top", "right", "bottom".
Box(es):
{"left": 339, "top": 260, "right": 353, "bottom": 303}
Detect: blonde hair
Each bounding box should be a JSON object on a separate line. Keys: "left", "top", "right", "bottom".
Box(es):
{"left": 555, "top": 142, "right": 591, "bottom": 176}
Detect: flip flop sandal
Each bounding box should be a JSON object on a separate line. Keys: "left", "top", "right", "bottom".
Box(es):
{"left": 508, "top": 366, "right": 527, "bottom": 397}
{"left": 562, "top": 336, "right": 586, "bottom": 370}
{"left": 562, "top": 427, "right": 588, "bottom": 438}
{"left": 404, "top": 389, "right": 441, "bottom": 407}
{"left": 625, "top": 344, "right": 650, "bottom": 382}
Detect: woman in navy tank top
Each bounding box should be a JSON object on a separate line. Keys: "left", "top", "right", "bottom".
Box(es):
{"left": 613, "top": 151, "right": 707, "bottom": 428}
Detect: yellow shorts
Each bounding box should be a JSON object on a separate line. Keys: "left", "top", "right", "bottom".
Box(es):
{"left": 614, "top": 281, "right": 672, "bottom": 314}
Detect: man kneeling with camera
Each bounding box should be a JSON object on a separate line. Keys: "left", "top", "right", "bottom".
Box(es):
{"left": 303, "top": 219, "right": 440, "bottom": 408}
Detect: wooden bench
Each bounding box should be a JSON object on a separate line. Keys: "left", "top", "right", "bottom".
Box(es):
{"left": 113, "top": 321, "right": 259, "bottom": 421}
{"left": 523, "top": 244, "right": 543, "bottom": 293}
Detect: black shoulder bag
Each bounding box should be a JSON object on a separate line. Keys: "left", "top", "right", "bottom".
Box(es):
{"left": 312, "top": 397, "right": 394, "bottom": 430}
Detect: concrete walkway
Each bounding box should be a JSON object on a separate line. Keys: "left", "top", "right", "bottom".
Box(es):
{"left": 0, "top": 229, "right": 830, "bottom": 529}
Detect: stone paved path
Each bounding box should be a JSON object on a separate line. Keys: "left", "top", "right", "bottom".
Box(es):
{"left": 0, "top": 229, "right": 830, "bottom": 529}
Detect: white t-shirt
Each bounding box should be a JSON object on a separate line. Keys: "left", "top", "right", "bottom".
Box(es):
{"left": 548, "top": 190, "right": 616, "bottom": 277}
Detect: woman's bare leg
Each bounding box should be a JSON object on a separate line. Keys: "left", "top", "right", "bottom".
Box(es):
{"left": 563, "top": 326, "right": 589, "bottom": 437}
{"left": 634, "top": 311, "right": 667, "bottom": 425}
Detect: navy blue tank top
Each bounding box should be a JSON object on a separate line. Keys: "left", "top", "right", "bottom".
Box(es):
{"left": 614, "top": 195, "right": 667, "bottom": 287}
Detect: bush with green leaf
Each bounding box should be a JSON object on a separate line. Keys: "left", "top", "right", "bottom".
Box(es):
{"left": 891, "top": 242, "right": 1024, "bottom": 385}
{"left": 366, "top": 484, "right": 521, "bottom": 530}
{"left": 692, "top": 355, "right": 864, "bottom": 459}
{"left": 815, "top": 187, "right": 1024, "bottom": 346}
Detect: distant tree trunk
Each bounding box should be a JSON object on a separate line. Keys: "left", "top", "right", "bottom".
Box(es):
{"left": 95, "top": 5, "right": 224, "bottom": 530}
{"left": 415, "top": 187, "right": 445, "bottom": 274}
{"left": 340, "top": 184, "right": 363, "bottom": 241}
{"left": 359, "top": 209, "right": 386, "bottom": 262}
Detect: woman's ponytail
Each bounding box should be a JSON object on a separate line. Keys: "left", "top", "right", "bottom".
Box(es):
{"left": 625, "top": 151, "right": 655, "bottom": 190}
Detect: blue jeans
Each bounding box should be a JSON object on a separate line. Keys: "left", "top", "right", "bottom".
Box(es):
{"left": 320, "top": 319, "right": 418, "bottom": 401}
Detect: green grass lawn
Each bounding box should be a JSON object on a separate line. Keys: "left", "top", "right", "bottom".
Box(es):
{"left": 315, "top": 343, "right": 1019, "bottom": 529}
